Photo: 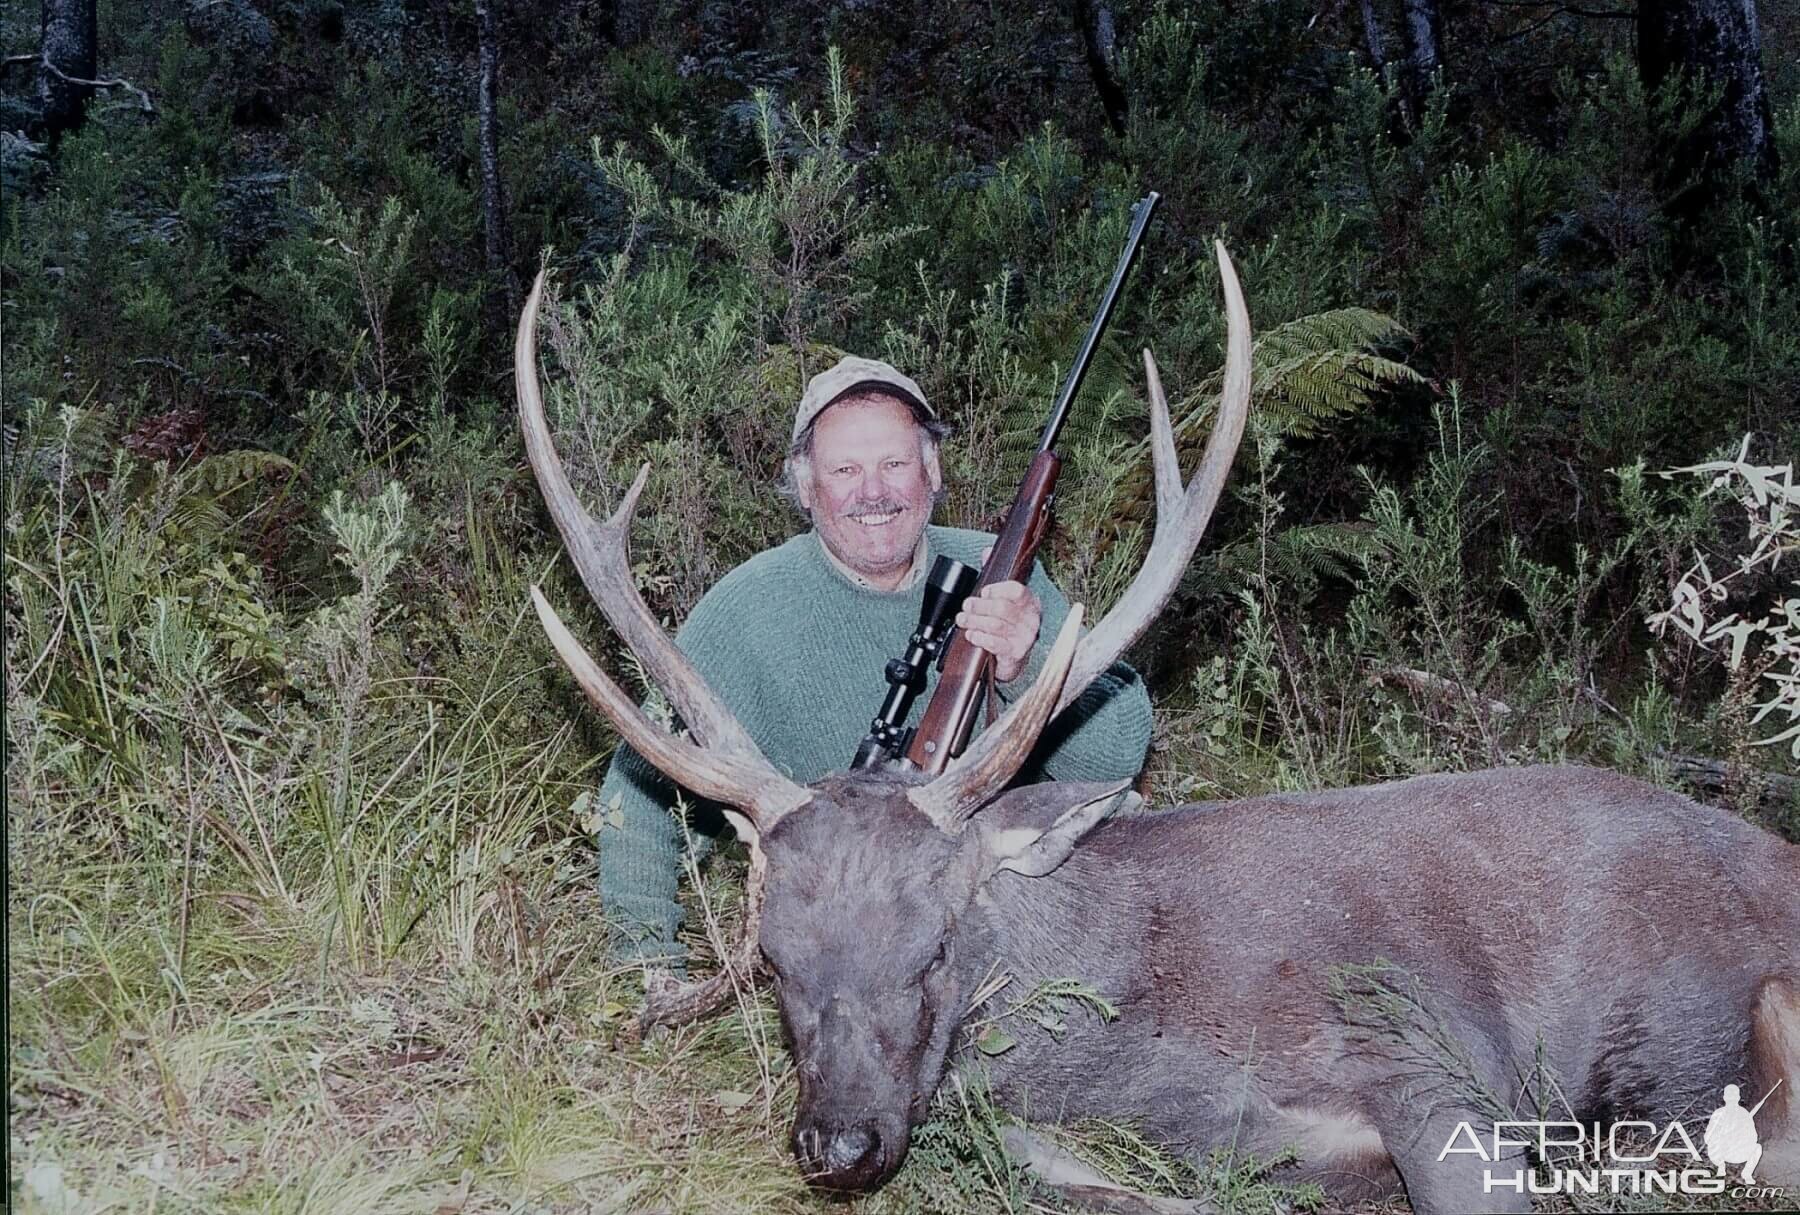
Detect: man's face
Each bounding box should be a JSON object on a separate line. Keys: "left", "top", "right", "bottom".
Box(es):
{"left": 797, "top": 395, "right": 942, "bottom": 592}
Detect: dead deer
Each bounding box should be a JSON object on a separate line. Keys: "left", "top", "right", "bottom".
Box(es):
{"left": 515, "top": 249, "right": 1800, "bottom": 1214}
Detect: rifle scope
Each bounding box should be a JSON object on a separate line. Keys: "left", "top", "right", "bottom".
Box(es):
{"left": 850, "top": 554, "right": 980, "bottom": 770}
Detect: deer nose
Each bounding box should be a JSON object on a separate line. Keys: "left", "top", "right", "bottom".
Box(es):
{"left": 824, "top": 1124, "right": 879, "bottom": 1174}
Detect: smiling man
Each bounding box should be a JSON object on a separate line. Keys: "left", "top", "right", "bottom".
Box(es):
{"left": 597, "top": 355, "right": 1153, "bottom": 971}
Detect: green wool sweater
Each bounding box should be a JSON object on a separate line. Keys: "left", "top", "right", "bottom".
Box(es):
{"left": 595, "top": 525, "right": 1154, "bottom": 966}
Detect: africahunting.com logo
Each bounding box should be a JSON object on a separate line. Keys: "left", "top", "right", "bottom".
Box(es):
{"left": 1438, "top": 1082, "right": 1788, "bottom": 1200}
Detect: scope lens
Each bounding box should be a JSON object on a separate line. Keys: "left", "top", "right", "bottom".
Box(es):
{"left": 919, "top": 556, "right": 979, "bottom": 639}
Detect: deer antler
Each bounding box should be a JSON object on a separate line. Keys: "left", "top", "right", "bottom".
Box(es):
{"left": 517, "top": 269, "right": 810, "bottom": 827}
{"left": 517, "top": 270, "right": 811, "bottom": 1034}
{"left": 1059, "top": 242, "right": 1252, "bottom": 712}
{"left": 909, "top": 240, "right": 1252, "bottom": 826}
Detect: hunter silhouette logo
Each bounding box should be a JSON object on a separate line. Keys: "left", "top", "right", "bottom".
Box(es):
{"left": 1706, "top": 1082, "right": 1777, "bottom": 1183}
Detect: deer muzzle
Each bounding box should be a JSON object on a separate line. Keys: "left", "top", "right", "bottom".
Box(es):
{"left": 792, "top": 1112, "right": 909, "bottom": 1191}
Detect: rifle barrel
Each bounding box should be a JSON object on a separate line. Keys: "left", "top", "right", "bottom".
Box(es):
{"left": 1037, "top": 191, "right": 1161, "bottom": 454}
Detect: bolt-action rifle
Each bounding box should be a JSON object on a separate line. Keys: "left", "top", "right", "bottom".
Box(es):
{"left": 850, "top": 191, "right": 1160, "bottom": 773}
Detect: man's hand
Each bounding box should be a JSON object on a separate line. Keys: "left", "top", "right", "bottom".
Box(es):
{"left": 955, "top": 581, "right": 1041, "bottom": 684}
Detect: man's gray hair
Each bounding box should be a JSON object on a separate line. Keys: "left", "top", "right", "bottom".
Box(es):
{"left": 777, "top": 392, "right": 954, "bottom": 514}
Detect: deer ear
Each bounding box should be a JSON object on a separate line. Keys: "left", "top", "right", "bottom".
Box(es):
{"left": 978, "top": 782, "right": 1138, "bottom": 881}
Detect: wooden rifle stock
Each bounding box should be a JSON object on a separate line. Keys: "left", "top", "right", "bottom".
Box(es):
{"left": 903, "top": 450, "right": 1061, "bottom": 772}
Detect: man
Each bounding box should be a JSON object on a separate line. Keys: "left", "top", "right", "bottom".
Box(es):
{"left": 598, "top": 354, "right": 1153, "bottom": 969}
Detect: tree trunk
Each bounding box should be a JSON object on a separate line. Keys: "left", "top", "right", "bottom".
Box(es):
{"left": 37, "top": 0, "right": 97, "bottom": 144}
{"left": 1399, "top": 0, "right": 1443, "bottom": 125}
{"left": 1359, "top": 0, "right": 1390, "bottom": 79}
{"left": 1637, "top": 0, "right": 1778, "bottom": 214}
{"left": 614, "top": 0, "right": 652, "bottom": 47}
{"left": 475, "top": 0, "right": 515, "bottom": 314}
{"left": 1074, "top": 0, "right": 1128, "bottom": 138}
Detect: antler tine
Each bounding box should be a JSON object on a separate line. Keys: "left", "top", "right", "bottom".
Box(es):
{"left": 517, "top": 269, "right": 810, "bottom": 826}
{"left": 907, "top": 608, "right": 1084, "bottom": 830}
{"left": 1145, "top": 346, "right": 1184, "bottom": 524}
{"left": 1055, "top": 240, "right": 1252, "bottom": 715}
{"left": 531, "top": 590, "right": 803, "bottom": 818}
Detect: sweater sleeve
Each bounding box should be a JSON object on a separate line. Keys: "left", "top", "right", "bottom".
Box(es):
{"left": 595, "top": 737, "right": 691, "bottom": 967}
{"left": 996, "top": 561, "right": 1153, "bottom": 785}
{"left": 594, "top": 591, "right": 753, "bottom": 969}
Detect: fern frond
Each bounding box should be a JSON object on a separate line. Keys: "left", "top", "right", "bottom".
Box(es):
{"left": 117, "top": 447, "right": 299, "bottom": 548}
{"left": 1186, "top": 522, "right": 1384, "bottom": 600}
{"left": 995, "top": 311, "right": 1143, "bottom": 461}
{"left": 1257, "top": 350, "right": 1425, "bottom": 439}
{"left": 191, "top": 449, "right": 300, "bottom": 495}
{"left": 1172, "top": 308, "right": 1424, "bottom": 444}
{"left": 1099, "top": 307, "right": 1420, "bottom": 552}
{"left": 167, "top": 496, "right": 234, "bottom": 544}
{"left": 1255, "top": 307, "right": 1406, "bottom": 358}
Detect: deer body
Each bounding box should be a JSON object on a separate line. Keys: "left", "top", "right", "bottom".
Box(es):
{"left": 933, "top": 765, "right": 1800, "bottom": 1210}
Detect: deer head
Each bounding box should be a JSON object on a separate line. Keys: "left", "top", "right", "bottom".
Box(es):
{"left": 516, "top": 244, "right": 1251, "bottom": 1189}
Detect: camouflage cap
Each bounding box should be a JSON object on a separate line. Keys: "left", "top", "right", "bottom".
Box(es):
{"left": 792, "top": 355, "right": 934, "bottom": 442}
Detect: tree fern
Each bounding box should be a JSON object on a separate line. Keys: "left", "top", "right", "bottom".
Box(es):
{"left": 189, "top": 449, "right": 300, "bottom": 496}
{"left": 1094, "top": 307, "right": 1420, "bottom": 529}
{"left": 991, "top": 309, "right": 1145, "bottom": 461}
{"left": 1172, "top": 308, "right": 1424, "bottom": 443}
{"left": 1049, "top": 307, "right": 1418, "bottom": 612}
{"left": 129, "top": 449, "right": 301, "bottom": 549}
{"left": 997, "top": 307, "right": 1419, "bottom": 482}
